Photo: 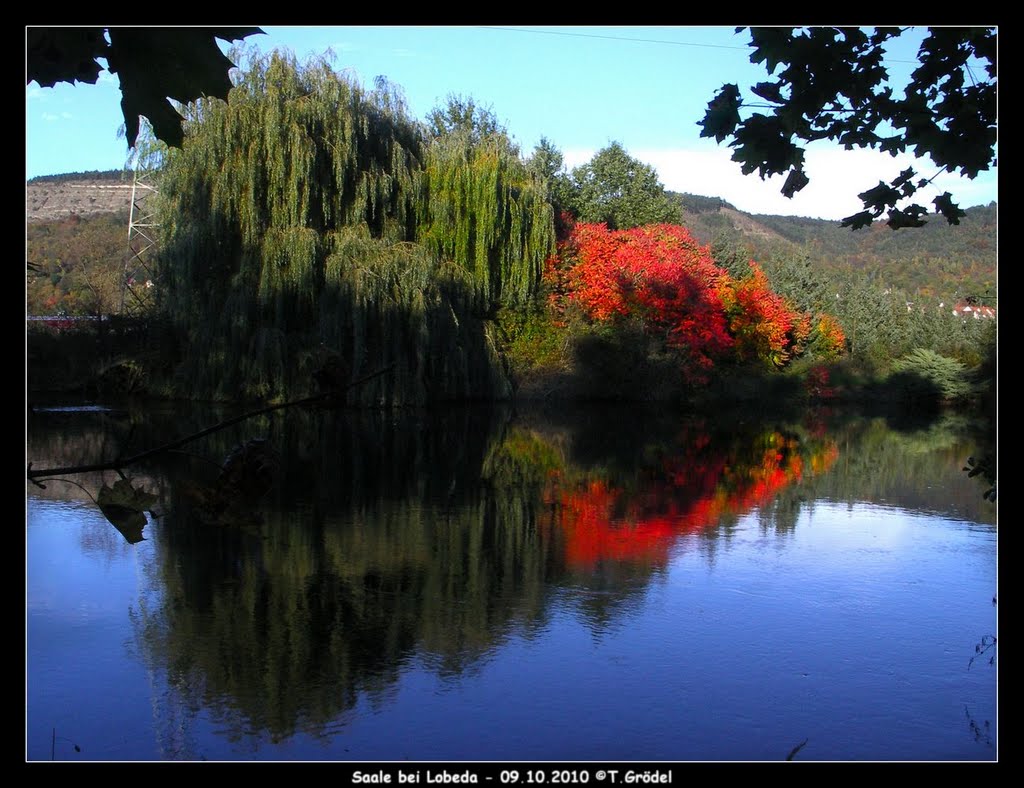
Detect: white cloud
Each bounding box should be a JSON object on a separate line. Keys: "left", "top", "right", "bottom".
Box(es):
{"left": 26, "top": 85, "right": 46, "bottom": 101}
{"left": 562, "top": 144, "right": 997, "bottom": 221}
{"left": 562, "top": 148, "right": 596, "bottom": 171}
{"left": 391, "top": 48, "right": 417, "bottom": 58}
{"left": 96, "top": 70, "right": 119, "bottom": 88}
{"left": 38, "top": 110, "right": 73, "bottom": 123}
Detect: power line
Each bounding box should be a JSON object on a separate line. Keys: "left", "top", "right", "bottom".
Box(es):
{"left": 477, "top": 26, "right": 921, "bottom": 64}
{"left": 478, "top": 26, "right": 750, "bottom": 51}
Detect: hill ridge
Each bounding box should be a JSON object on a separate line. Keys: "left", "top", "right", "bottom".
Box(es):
{"left": 26, "top": 175, "right": 996, "bottom": 309}
{"left": 27, "top": 174, "right": 133, "bottom": 224}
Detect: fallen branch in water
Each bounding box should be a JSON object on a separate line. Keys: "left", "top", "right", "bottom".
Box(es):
{"left": 27, "top": 365, "right": 394, "bottom": 483}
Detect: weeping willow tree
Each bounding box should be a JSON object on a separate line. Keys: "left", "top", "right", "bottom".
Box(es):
{"left": 418, "top": 128, "right": 554, "bottom": 314}
{"left": 155, "top": 49, "right": 554, "bottom": 404}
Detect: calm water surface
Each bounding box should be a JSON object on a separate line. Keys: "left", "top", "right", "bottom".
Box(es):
{"left": 25, "top": 402, "right": 997, "bottom": 761}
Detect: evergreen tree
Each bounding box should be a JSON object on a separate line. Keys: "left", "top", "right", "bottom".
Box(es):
{"left": 528, "top": 137, "right": 575, "bottom": 222}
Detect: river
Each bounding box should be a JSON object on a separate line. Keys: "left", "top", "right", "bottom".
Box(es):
{"left": 25, "top": 400, "right": 997, "bottom": 761}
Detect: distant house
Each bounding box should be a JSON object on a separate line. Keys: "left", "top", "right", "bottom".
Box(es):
{"left": 952, "top": 303, "right": 997, "bottom": 320}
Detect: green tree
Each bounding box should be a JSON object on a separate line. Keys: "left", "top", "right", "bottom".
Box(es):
{"left": 419, "top": 131, "right": 554, "bottom": 313}
{"left": 154, "top": 50, "right": 552, "bottom": 404}
{"left": 753, "top": 251, "right": 835, "bottom": 317}
{"left": 27, "top": 27, "right": 264, "bottom": 148}
{"left": 568, "top": 142, "right": 682, "bottom": 230}
{"left": 527, "top": 136, "right": 576, "bottom": 235}
{"left": 425, "top": 93, "right": 506, "bottom": 145}
{"left": 700, "top": 27, "right": 996, "bottom": 229}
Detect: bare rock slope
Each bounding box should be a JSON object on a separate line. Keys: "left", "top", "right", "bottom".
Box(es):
{"left": 27, "top": 178, "right": 133, "bottom": 224}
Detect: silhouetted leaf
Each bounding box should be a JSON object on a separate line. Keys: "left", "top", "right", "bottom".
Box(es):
{"left": 28, "top": 27, "right": 264, "bottom": 149}
{"left": 731, "top": 114, "right": 802, "bottom": 178}
{"left": 748, "top": 28, "right": 794, "bottom": 74}
{"left": 26, "top": 28, "right": 105, "bottom": 87}
{"left": 840, "top": 211, "right": 874, "bottom": 230}
{"left": 891, "top": 167, "right": 917, "bottom": 196}
{"left": 97, "top": 505, "right": 146, "bottom": 543}
{"left": 703, "top": 27, "right": 995, "bottom": 231}
{"left": 96, "top": 478, "right": 156, "bottom": 543}
{"left": 858, "top": 181, "right": 901, "bottom": 214}
{"left": 934, "top": 192, "right": 967, "bottom": 225}
{"left": 700, "top": 84, "right": 742, "bottom": 143}
{"left": 886, "top": 205, "right": 929, "bottom": 229}
{"left": 97, "top": 477, "right": 158, "bottom": 511}
{"left": 750, "top": 80, "right": 784, "bottom": 103}
{"left": 107, "top": 28, "right": 262, "bottom": 148}
{"left": 781, "top": 167, "right": 809, "bottom": 198}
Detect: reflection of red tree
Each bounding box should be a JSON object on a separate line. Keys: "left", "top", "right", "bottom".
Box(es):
{"left": 548, "top": 432, "right": 838, "bottom": 568}
{"left": 554, "top": 479, "right": 677, "bottom": 567}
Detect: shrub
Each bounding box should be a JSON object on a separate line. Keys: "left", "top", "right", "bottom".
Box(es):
{"left": 890, "top": 348, "right": 971, "bottom": 403}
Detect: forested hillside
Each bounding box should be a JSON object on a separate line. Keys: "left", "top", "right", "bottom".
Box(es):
{"left": 674, "top": 193, "right": 997, "bottom": 304}
{"left": 27, "top": 170, "right": 132, "bottom": 223}
{"left": 27, "top": 209, "right": 130, "bottom": 315}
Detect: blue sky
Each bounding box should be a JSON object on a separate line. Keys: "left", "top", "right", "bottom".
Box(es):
{"left": 25, "top": 26, "right": 997, "bottom": 220}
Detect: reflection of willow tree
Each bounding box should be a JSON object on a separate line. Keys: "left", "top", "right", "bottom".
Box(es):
{"left": 132, "top": 407, "right": 570, "bottom": 744}
{"left": 156, "top": 50, "right": 553, "bottom": 405}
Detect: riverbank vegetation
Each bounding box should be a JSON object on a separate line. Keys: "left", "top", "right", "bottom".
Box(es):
{"left": 27, "top": 47, "right": 996, "bottom": 419}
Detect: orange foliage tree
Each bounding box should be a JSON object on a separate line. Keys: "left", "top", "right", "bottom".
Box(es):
{"left": 720, "top": 261, "right": 811, "bottom": 367}
{"left": 557, "top": 223, "right": 734, "bottom": 381}
{"left": 547, "top": 222, "right": 844, "bottom": 376}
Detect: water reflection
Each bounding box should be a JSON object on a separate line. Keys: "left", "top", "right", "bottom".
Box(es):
{"left": 26, "top": 402, "right": 996, "bottom": 759}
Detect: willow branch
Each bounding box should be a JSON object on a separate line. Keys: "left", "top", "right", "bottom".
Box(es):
{"left": 27, "top": 365, "right": 393, "bottom": 481}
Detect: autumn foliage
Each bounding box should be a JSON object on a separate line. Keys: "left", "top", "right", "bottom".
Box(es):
{"left": 811, "top": 314, "right": 847, "bottom": 360}
{"left": 541, "top": 427, "right": 840, "bottom": 568}
{"left": 546, "top": 222, "right": 844, "bottom": 377}
{"left": 721, "top": 261, "right": 811, "bottom": 367}
{"left": 552, "top": 223, "right": 733, "bottom": 381}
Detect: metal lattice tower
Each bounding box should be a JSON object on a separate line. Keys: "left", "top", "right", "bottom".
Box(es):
{"left": 120, "top": 157, "right": 160, "bottom": 316}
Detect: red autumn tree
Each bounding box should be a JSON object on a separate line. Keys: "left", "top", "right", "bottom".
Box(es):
{"left": 720, "top": 261, "right": 811, "bottom": 367}
{"left": 546, "top": 222, "right": 845, "bottom": 380}
{"left": 561, "top": 223, "right": 734, "bottom": 381}
{"left": 547, "top": 427, "right": 839, "bottom": 568}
